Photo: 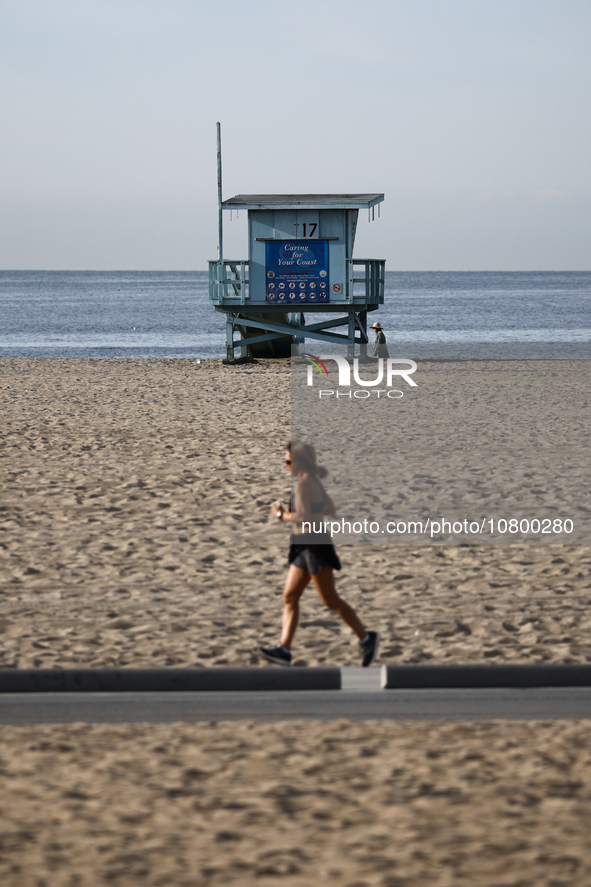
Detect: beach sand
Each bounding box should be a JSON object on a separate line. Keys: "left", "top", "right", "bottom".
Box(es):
{"left": 1, "top": 358, "right": 590, "bottom": 668}
{"left": 1, "top": 358, "right": 591, "bottom": 885}
{"left": 1, "top": 719, "right": 591, "bottom": 886}
{"left": 292, "top": 357, "right": 591, "bottom": 546}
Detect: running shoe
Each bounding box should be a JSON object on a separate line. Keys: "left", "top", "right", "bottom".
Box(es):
{"left": 259, "top": 645, "right": 292, "bottom": 666}
{"left": 359, "top": 631, "right": 380, "bottom": 667}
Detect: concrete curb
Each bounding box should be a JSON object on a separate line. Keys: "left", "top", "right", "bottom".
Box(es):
{"left": 0, "top": 667, "right": 342, "bottom": 693}
{"left": 381, "top": 663, "right": 591, "bottom": 689}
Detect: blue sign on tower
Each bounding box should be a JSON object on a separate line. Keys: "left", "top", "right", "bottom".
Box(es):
{"left": 265, "top": 240, "right": 330, "bottom": 304}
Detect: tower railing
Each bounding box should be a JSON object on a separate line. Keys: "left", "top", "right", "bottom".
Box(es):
{"left": 347, "top": 259, "right": 386, "bottom": 304}
{"left": 209, "top": 259, "right": 384, "bottom": 306}
{"left": 209, "top": 261, "right": 249, "bottom": 304}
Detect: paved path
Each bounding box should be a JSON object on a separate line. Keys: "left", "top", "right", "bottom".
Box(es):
{"left": 2, "top": 670, "right": 591, "bottom": 724}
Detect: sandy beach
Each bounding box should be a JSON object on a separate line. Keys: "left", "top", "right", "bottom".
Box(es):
{"left": 1, "top": 358, "right": 590, "bottom": 668}
{"left": 293, "top": 357, "right": 591, "bottom": 546}
{"left": 1, "top": 357, "right": 591, "bottom": 885}
{"left": 1, "top": 718, "right": 591, "bottom": 886}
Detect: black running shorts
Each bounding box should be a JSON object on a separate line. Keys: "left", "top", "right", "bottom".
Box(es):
{"left": 288, "top": 544, "right": 341, "bottom": 575}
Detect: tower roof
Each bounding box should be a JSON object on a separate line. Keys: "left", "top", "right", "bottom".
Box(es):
{"left": 222, "top": 193, "right": 384, "bottom": 210}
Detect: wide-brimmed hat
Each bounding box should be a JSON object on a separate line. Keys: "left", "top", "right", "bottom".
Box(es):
{"left": 371, "top": 322, "right": 383, "bottom": 330}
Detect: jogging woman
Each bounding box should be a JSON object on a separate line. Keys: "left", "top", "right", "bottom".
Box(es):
{"left": 259, "top": 439, "right": 379, "bottom": 667}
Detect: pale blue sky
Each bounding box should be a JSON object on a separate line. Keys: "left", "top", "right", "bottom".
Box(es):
{"left": 1, "top": 0, "right": 590, "bottom": 269}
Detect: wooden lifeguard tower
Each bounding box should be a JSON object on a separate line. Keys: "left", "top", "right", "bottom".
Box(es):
{"left": 208, "top": 131, "right": 385, "bottom": 361}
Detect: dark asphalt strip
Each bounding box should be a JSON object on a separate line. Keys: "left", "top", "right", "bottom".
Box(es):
{"left": 2, "top": 687, "right": 591, "bottom": 724}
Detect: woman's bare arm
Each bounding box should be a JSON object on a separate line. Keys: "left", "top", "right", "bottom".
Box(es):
{"left": 292, "top": 477, "right": 334, "bottom": 522}
{"left": 270, "top": 500, "right": 291, "bottom": 521}
{"left": 271, "top": 477, "right": 335, "bottom": 524}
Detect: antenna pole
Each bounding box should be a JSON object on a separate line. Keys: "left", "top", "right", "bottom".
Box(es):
{"left": 216, "top": 122, "right": 223, "bottom": 266}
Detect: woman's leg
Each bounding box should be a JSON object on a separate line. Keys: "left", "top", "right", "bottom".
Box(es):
{"left": 312, "top": 568, "right": 366, "bottom": 639}
{"left": 280, "top": 565, "right": 311, "bottom": 649}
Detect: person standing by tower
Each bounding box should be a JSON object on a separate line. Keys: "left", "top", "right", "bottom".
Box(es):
{"left": 372, "top": 321, "right": 389, "bottom": 358}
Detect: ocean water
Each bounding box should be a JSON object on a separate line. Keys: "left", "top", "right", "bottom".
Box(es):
{"left": 0, "top": 270, "right": 589, "bottom": 358}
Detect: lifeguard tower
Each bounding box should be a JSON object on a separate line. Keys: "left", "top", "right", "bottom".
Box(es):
{"left": 209, "top": 192, "right": 385, "bottom": 361}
